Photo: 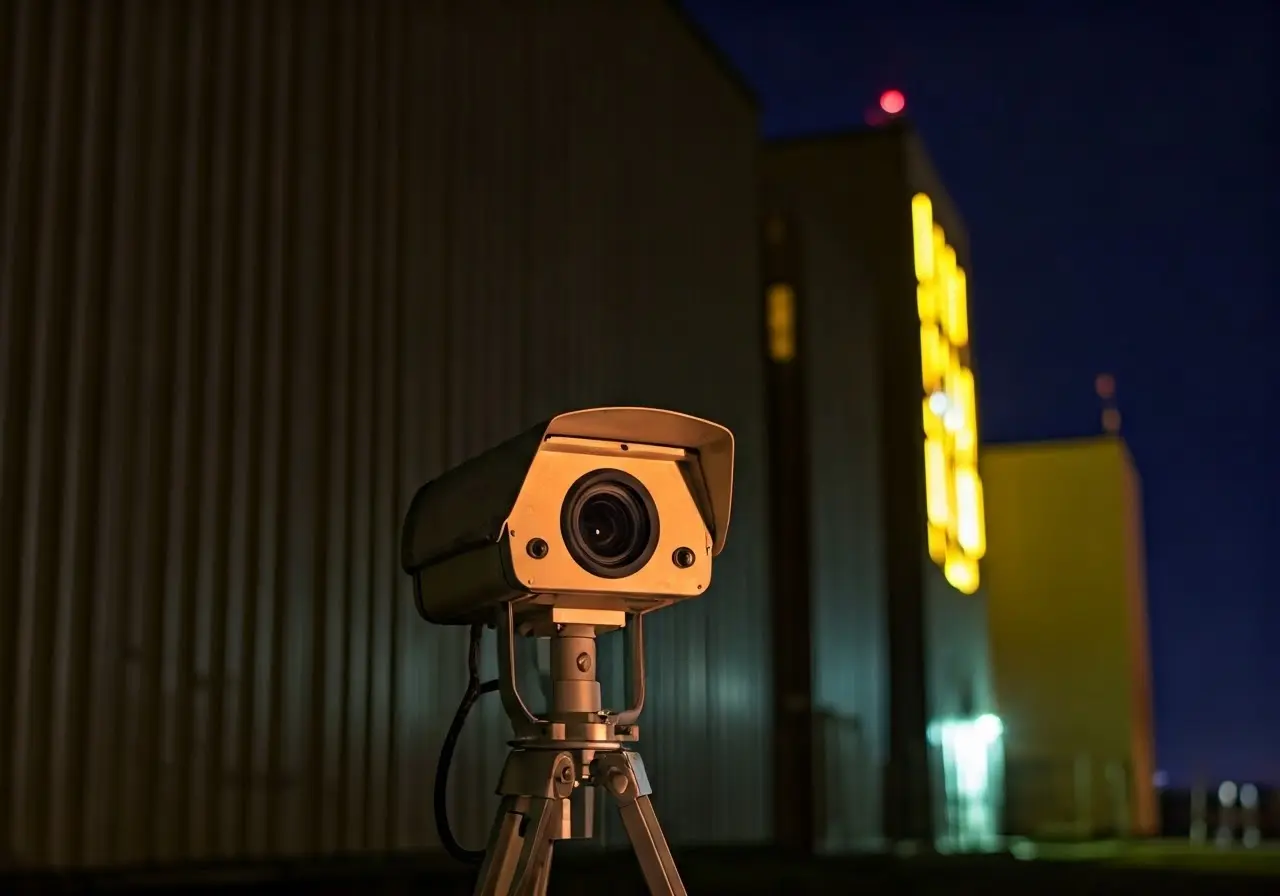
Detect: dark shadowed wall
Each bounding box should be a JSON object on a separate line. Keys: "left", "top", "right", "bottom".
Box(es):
{"left": 759, "top": 144, "right": 889, "bottom": 851}
{"left": 0, "top": 0, "right": 770, "bottom": 868}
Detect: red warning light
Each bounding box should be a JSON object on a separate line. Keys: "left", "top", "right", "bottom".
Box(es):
{"left": 879, "top": 90, "right": 906, "bottom": 115}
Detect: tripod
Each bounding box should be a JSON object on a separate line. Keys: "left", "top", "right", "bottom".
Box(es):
{"left": 473, "top": 603, "right": 685, "bottom": 896}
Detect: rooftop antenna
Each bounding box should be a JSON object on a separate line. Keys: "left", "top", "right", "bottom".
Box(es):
{"left": 1095, "top": 373, "right": 1121, "bottom": 435}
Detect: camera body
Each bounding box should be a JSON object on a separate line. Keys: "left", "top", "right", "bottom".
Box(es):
{"left": 400, "top": 407, "right": 734, "bottom": 626}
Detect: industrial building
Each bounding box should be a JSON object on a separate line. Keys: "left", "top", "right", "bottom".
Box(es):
{"left": 981, "top": 435, "right": 1158, "bottom": 838}
{"left": 0, "top": 0, "right": 769, "bottom": 867}
{"left": 760, "top": 124, "right": 999, "bottom": 853}
{"left": 0, "top": 0, "right": 1007, "bottom": 874}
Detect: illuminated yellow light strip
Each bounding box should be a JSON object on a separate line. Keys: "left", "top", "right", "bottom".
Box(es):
{"left": 954, "top": 466, "right": 986, "bottom": 558}
{"left": 917, "top": 282, "right": 936, "bottom": 323}
{"left": 923, "top": 398, "right": 943, "bottom": 440}
{"left": 766, "top": 283, "right": 796, "bottom": 362}
{"left": 938, "top": 244, "right": 956, "bottom": 339}
{"left": 912, "top": 191, "right": 985, "bottom": 594}
{"left": 924, "top": 437, "right": 949, "bottom": 528}
{"left": 949, "top": 268, "right": 969, "bottom": 346}
{"left": 945, "top": 552, "right": 979, "bottom": 595}
{"left": 945, "top": 463, "right": 959, "bottom": 538}
{"left": 911, "top": 194, "right": 935, "bottom": 281}
{"left": 928, "top": 524, "right": 947, "bottom": 563}
{"left": 921, "top": 325, "right": 945, "bottom": 391}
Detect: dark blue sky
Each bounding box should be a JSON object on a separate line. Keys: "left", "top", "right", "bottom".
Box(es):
{"left": 683, "top": 0, "right": 1279, "bottom": 786}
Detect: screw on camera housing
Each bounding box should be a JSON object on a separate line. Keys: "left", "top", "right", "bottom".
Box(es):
{"left": 672, "top": 546, "right": 696, "bottom": 569}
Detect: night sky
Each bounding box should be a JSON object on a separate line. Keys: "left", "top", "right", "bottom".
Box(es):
{"left": 682, "top": 0, "right": 1279, "bottom": 787}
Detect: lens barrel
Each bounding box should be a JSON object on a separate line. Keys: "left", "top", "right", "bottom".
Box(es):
{"left": 560, "top": 469, "right": 659, "bottom": 578}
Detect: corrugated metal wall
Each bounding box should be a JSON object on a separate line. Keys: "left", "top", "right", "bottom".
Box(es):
{"left": 0, "top": 0, "right": 771, "bottom": 869}
{"left": 759, "top": 144, "right": 890, "bottom": 849}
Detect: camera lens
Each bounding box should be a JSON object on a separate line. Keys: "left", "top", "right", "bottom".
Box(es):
{"left": 578, "top": 494, "right": 634, "bottom": 560}
{"left": 561, "top": 469, "right": 660, "bottom": 579}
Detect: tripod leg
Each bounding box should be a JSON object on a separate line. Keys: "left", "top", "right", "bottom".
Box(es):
{"left": 473, "top": 794, "right": 561, "bottom": 896}
{"left": 594, "top": 752, "right": 687, "bottom": 896}
{"left": 474, "top": 795, "right": 529, "bottom": 896}
{"left": 473, "top": 750, "right": 576, "bottom": 896}
{"left": 529, "top": 841, "right": 554, "bottom": 896}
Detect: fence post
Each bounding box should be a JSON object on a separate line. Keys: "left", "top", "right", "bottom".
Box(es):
{"left": 1240, "top": 783, "right": 1260, "bottom": 848}
{"left": 1073, "top": 754, "right": 1093, "bottom": 838}
{"left": 1106, "top": 760, "right": 1130, "bottom": 837}
{"left": 1190, "top": 780, "right": 1207, "bottom": 844}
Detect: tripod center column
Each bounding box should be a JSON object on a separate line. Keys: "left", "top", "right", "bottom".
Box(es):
{"left": 549, "top": 624, "right": 602, "bottom": 715}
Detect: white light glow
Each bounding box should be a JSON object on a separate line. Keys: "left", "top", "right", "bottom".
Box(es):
{"left": 1218, "top": 781, "right": 1238, "bottom": 807}
{"left": 928, "top": 390, "right": 950, "bottom": 416}
{"left": 1240, "top": 783, "right": 1258, "bottom": 809}
{"left": 974, "top": 713, "right": 1003, "bottom": 743}
{"left": 932, "top": 714, "right": 1004, "bottom": 852}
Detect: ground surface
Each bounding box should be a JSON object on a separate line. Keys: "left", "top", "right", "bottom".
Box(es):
{"left": 4, "top": 844, "right": 1278, "bottom": 895}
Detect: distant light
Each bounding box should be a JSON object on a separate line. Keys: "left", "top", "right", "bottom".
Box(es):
{"left": 1219, "top": 780, "right": 1238, "bottom": 807}
{"left": 1095, "top": 373, "right": 1116, "bottom": 400}
{"left": 1011, "top": 839, "right": 1038, "bottom": 860}
{"left": 880, "top": 89, "right": 906, "bottom": 115}
{"left": 1240, "top": 783, "right": 1258, "bottom": 809}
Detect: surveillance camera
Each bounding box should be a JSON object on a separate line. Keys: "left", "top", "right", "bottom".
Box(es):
{"left": 400, "top": 407, "right": 734, "bottom": 627}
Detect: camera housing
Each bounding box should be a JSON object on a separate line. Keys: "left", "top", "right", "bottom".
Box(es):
{"left": 400, "top": 407, "right": 734, "bottom": 626}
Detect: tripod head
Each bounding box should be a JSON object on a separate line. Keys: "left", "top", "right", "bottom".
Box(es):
{"left": 496, "top": 600, "right": 648, "bottom": 746}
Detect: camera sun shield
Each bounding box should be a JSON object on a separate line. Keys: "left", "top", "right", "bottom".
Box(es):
{"left": 399, "top": 407, "right": 734, "bottom": 627}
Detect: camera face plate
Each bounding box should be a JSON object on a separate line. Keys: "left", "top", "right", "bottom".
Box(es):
{"left": 504, "top": 437, "right": 712, "bottom": 598}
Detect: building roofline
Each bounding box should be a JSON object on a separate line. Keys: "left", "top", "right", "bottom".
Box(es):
{"left": 664, "top": 1, "right": 761, "bottom": 109}
{"left": 763, "top": 120, "right": 915, "bottom": 148}
{"left": 983, "top": 434, "right": 1128, "bottom": 454}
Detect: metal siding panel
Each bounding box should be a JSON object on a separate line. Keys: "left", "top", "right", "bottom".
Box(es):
{"left": 29, "top": 0, "right": 86, "bottom": 866}
{"left": 86, "top": 3, "right": 148, "bottom": 866}
{"left": 760, "top": 213, "right": 817, "bottom": 851}
{"left": 760, "top": 143, "right": 890, "bottom": 848}
{"left": 0, "top": 0, "right": 768, "bottom": 869}
{"left": 367, "top": 1, "right": 406, "bottom": 853}
{"left": 273, "top": 0, "right": 307, "bottom": 851}
{"left": 49, "top": 0, "right": 115, "bottom": 867}
{"left": 804, "top": 223, "right": 888, "bottom": 849}
{"left": 752, "top": 145, "right": 896, "bottom": 844}
{"left": 0, "top": 0, "right": 43, "bottom": 866}
{"left": 219, "top": 2, "right": 261, "bottom": 858}
{"left": 251, "top": 0, "right": 292, "bottom": 857}
{"left": 188, "top": 0, "right": 237, "bottom": 859}
{"left": 79, "top": 3, "right": 137, "bottom": 868}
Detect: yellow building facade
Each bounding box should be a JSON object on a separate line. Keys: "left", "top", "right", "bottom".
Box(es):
{"left": 981, "top": 437, "right": 1157, "bottom": 838}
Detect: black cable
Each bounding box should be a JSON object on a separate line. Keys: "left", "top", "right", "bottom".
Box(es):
{"left": 435, "top": 621, "right": 500, "bottom": 865}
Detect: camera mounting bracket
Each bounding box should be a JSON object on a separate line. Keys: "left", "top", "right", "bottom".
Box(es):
{"left": 473, "top": 601, "right": 684, "bottom": 896}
